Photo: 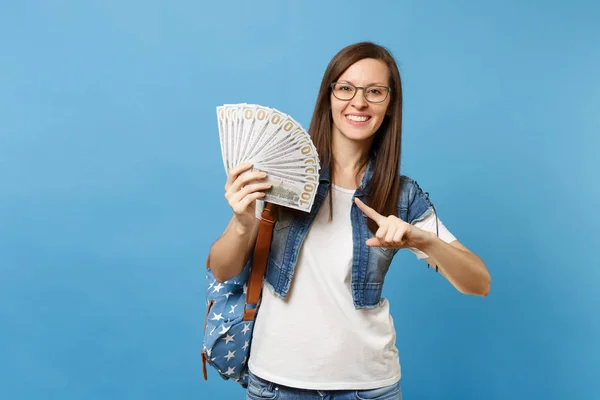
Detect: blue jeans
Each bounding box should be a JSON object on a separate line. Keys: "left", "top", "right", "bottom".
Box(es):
{"left": 246, "top": 370, "right": 402, "bottom": 400}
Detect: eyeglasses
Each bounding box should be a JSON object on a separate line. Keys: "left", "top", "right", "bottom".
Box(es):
{"left": 330, "top": 82, "right": 391, "bottom": 103}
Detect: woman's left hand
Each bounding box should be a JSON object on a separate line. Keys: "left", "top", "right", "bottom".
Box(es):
{"left": 355, "top": 197, "right": 433, "bottom": 249}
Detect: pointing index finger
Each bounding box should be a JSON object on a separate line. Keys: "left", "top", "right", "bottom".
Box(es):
{"left": 354, "top": 197, "right": 385, "bottom": 226}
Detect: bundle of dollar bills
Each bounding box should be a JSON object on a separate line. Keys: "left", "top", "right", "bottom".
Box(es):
{"left": 216, "top": 103, "right": 321, "bottom": 213}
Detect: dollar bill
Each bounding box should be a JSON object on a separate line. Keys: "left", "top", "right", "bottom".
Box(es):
{"left": 251, "top": 167, "right": 319, "bottom": 186}
{"left": 254, "top": 158, "right": 320, "bottom": 176}
{"left": 216, "top": 106, "right": 228, "bottom": 172}
{"left": 256, "top": 129, "right": 318, "bottom": 166}
{"left": 238, "top": 105, "right": 273, "bottom": 164}
{"left": 254, "top": 139, "right": 318, "bottom": 166}
{"left": 222, "top": 104, "right": 238, "bottom": 172}
{"left": 236, "top": 104, "right": 257, "bottom": 167}
{"left": 262, "top": 175, "right": 318, "bottom": 212}
{"left": 243, "top": 107, "right": 288, "bottom": 162}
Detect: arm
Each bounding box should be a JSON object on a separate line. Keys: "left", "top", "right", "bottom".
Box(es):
{"left": 420, "top": 238, "right": 491, "bottom": 297}
{"left": 208, "top": 163, "right": 272, "bottom": 283}
{"left": 208, "top": 214, "right": 260, "bottom": 283}
{"left": 355, "top": 198, "right": 491, "bottom": 297}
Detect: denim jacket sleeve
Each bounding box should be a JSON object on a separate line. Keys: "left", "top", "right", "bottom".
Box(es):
{"left": 399, "top": 176, "right": 435, "bottom": 224}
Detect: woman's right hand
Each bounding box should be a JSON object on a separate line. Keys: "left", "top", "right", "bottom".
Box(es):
{"left": 224, "top": 162, "right": 271, "bottom": 234}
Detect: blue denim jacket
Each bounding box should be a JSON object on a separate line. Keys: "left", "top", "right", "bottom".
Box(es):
{"left": 262, "top": 159, "right": 435, "bottom": 309}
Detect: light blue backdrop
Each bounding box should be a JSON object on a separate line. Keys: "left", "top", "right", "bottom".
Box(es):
{"left": 1, "top": 1, "right": 598, "bottom": 399}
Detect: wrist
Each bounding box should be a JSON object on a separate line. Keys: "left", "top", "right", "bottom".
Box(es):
{"left": 231, "top": 215, "right": 257, "bottom": 237}
{"left": 415, "top": 230, "right": 438, "bottom": 253}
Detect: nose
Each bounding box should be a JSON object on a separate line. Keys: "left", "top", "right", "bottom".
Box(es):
{"left": 350, "top": 88, "right": 368, "bottom": 109}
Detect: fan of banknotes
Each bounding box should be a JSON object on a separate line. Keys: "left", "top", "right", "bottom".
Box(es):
{"left": 216, "top": 103, "right": 321, "bottom": 213}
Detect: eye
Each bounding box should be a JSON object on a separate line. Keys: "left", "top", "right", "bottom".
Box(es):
{"left": 334, "top": 83, "right": 355, "bottom": 91}
{"left": 367, "top": 87, "right": 383, "bottom": 95}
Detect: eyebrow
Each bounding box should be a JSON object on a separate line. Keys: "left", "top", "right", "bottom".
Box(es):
{"left": 337, "top": 79, "right": 389, "bottom": 86}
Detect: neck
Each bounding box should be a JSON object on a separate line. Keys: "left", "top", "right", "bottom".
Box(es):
{"left": 331, "top": 129, "right": 373, "bottom": 188}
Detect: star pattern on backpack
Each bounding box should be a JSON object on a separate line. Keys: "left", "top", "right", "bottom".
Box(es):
{"left": 202, "top": 265, "right": 256, "bottom": 388}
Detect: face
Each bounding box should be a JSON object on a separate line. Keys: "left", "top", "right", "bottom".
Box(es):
{"left": 330, "top": 58, "right": 391, "bottom": 143}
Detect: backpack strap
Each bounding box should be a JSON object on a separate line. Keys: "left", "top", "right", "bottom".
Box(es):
{"left": 243, "top": 202, "right": 277, "bottom": 321}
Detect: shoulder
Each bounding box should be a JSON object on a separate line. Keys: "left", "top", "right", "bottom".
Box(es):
{"left": 397, "top": 174, "right": 428, "bottom": 202}
{"left": 396, "top": 174, "right": 435, "bottom": 223}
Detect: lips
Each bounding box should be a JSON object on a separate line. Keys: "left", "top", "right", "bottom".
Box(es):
{"left": 345, "top": 114, "right": 371, "bottom": 125}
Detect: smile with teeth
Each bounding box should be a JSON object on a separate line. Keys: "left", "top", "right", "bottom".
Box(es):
{"left": 345, "top": 114, "right": 371, "bottom": 122}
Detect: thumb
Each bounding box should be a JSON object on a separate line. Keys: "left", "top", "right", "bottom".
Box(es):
{"left": 365, "top": 237, "right": 383, "bottom": 247}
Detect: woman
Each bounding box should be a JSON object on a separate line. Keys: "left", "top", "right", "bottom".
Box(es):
{"left": 208, "top": 42, "right": 491, "bottom": 399}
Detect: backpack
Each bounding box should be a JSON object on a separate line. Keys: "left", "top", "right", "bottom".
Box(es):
{"left": 201, "top": 203, "right": 277, "bottom": 387}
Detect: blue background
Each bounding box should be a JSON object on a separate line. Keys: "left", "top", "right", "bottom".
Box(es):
{"left": 1, "top": 1, "right": 598, "bottom": 399}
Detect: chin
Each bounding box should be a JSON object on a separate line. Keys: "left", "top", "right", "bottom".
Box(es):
{"left": 342, "top": 131, "right": 374, "bottom": 142}
{"left": 339, "top": 123, "right": 379, "bottom": 141}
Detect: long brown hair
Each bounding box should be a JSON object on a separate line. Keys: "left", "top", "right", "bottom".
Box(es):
{"left": 308, "top": 42, "right": 403, "bottom": 233}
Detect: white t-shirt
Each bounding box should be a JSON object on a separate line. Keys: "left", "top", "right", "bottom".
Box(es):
{"left": 248, "top": 185, "right": 456, "bottom": 390}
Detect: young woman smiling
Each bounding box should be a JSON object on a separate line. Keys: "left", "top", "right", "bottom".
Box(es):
{"left": 209, "top": 42, "right": 491, "bottom": 400}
